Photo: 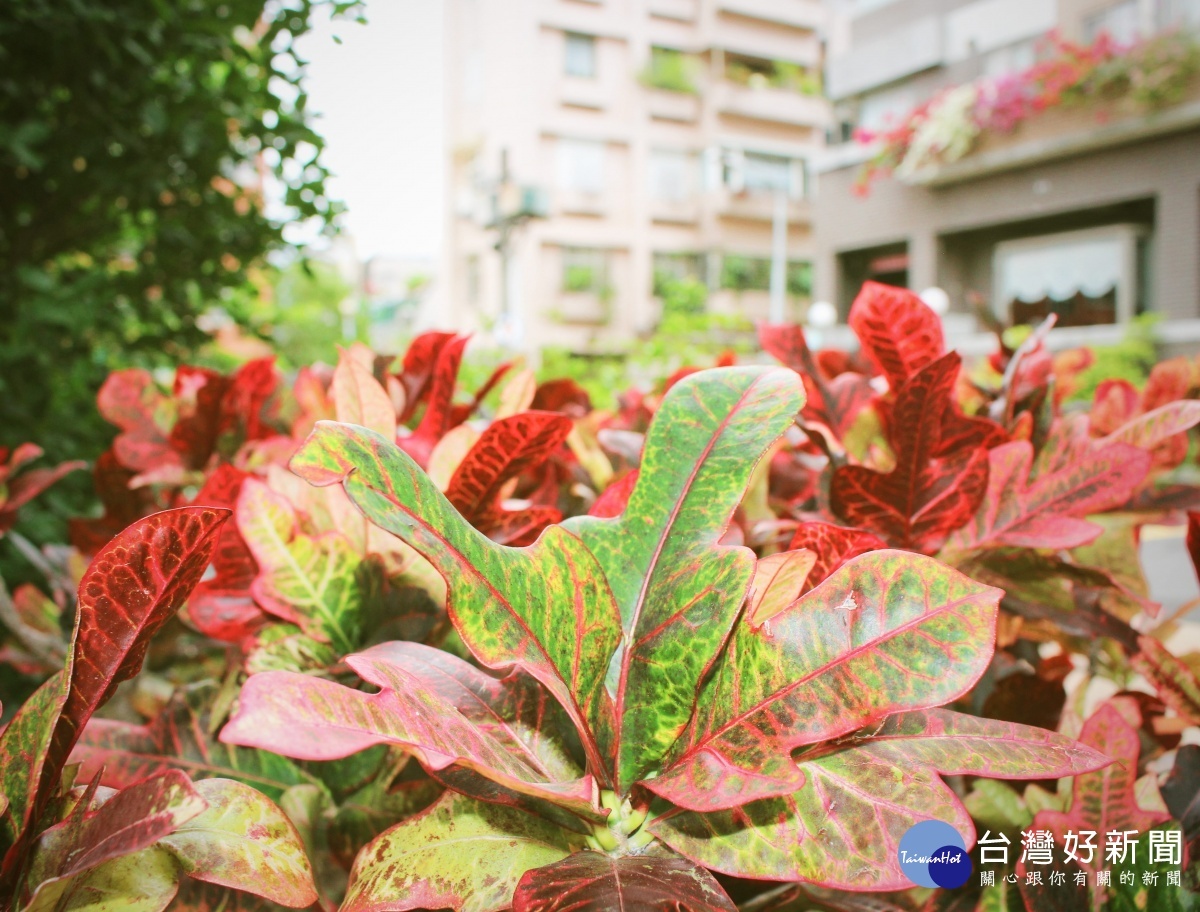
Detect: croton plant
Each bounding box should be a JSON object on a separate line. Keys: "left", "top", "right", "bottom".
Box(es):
{"left": 2, "top": 284, "right": 1200, "bottom": 912}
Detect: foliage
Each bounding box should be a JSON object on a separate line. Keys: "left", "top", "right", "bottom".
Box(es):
{"left": 856, "top": 29, "right": 1200, "bottom": 188}
{"left": 3, "top": 285, "right": 1200, "bottom": 909}
{"left": 639, "top": 47, "right": 699, "bottom": 94}
{"left": 0, "top": 0, "right": 359, "bottom": 473}
{"left": 1069, "top": 313, "right": 1162, "bottom": 402}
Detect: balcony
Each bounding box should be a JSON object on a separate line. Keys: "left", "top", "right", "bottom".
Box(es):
{"left": 713, "top": 81, "right": 827, "bottom": 128}
{"left": 560, "top": 77, "right": 607, "bottom": 111}
{"left": 555, "top": 189, "right": 607, "bottom": 217}
{"left": 714, "top": 188, "right": 812, "bottom": 223}
{"left": 646, "top": 88, "right": 700, "bottom": 122}
{"left": 551, "top": 291, "right": 610, "bottom": 326}
{"left": 650, "top": 198, "right": 701, "bottom": 224}
{"left": 916, "top": 81, "right": 1200, "bottom": 187}
{"left": 716, "top": 0, "right": 821, "bottom": 30}
{"left": 648, "top": 0, "right": 697, "bottom": 21}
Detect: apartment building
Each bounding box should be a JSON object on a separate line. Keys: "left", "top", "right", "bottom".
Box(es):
{"left": 442, "top": 0, "right": 828, "bottom": 353}
{"left": 816, "top": 0, "right": 1200, "bottom": 348}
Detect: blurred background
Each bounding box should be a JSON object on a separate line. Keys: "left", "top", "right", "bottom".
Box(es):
{"left": 2, "top": 0, "right": 1199, "bottom": 465}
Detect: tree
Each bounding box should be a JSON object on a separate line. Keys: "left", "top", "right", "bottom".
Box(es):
{"left": 0, "top": 0, "right": 360, "bottom": 466}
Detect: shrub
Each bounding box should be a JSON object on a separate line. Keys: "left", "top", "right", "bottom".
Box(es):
{"left": 2, "top": 284, "right": 1200, "bottom": 910}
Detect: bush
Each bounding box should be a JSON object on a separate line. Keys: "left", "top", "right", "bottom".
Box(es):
{"left": 2, "top": 284, "right": 1200, "bottom": 910}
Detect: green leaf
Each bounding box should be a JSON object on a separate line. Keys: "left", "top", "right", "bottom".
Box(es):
{"left": 21, "top": 846, "right": 180, "bottom": 912}
{"left": 647, "top": 551, "right": 1004, "bottom": 811}
{"left": 562, "top": 366, "right": 805, "bottom": 789}
{"left": 289, "top": 422, "right": 621, "bottom": 780}
{"left": 651, "top": 709, "right": 1109, "bottom": 889}
{"left": 237, "top": 477, "right": 364, "bottom": 654}
{"left": 158, "top": 778, "right": 317, "bottom": 909}
{"left": 0, "top": 672, "right": 69, "bottom": 857}
{"left": 341, "top": 791, "right": 571, "bottom": 912}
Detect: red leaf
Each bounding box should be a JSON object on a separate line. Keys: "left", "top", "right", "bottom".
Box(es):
{"left": 758, "top": 322, "right": 818, "bottom": 377}
{"left": 830, "top": 353, "right": 990, "bottom": 552}
{"left": 786, "top": 522, "right": 885, "bottom": 593}
{"left": 218, "top": 357, "right": 278, "bottom": 444}
{"left": 187, "top": 467, "right": 264, "bottom": 642}
{"left": 532, "top": 378, "right": 593, "bottom": 417}
{"left": 40, "top": 508, "right": 230, "bottom": 826}
{"left": 67, "top": 450, "right": 160, "bottom": 556}
{"left": 395, "top": 331, "right": 458, "bottom": 422}
{"left": 1090, "top": 379, "right": 1140, "bottom": 436}
{"left": 513, "top": 853, "right": 737, "bottom": 912}
{"left": 97, "top": 369, "right": 177, "bottom": 473}
{"left": 947, "top": 438, "right": 1150, "bottom": 551}
{"left": 589, "top": 470, "right": 639, "bottom": 518}
{"left": 169, "top": 366, "right": 230, "bottom": 469}
{"left": 446, "top": 412, "right": 573, "bottom": 522}
{"left": 1188, "top": 512, "right": 1200, "bottom": 585}
{"left": 450, "top": 359, "right": 513, "bottom": 426}
{"left": 401, "top": 335, "right": 469, "bottom": 467}
{"left": 1027, "top": 701, "right": 1169, "bottom": 875}
{"left": 25, "top": 770, "right": 206, "bottom": 888}
{"left": 0, "top": 449, "right": 85, "bottom": 537}
{"left": 848, "top": 281, "right": 944, "bottom": 389}
{"left": 484, "top": 505, "right": 564, "bottom": 547}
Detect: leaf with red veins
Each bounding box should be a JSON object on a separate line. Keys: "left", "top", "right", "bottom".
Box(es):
{"left": 513, "top": 853, "right": 738, "bottom": 912}
{"left": 651, "top": 709, "right": 1108, "bottom": 888}
{"left": 0, "top": 450, "right": 86, "bottom": 537}
{"left": 187, "top": 466, "right": 264, "bottom": 642}
{"left": 169, "top": 366, "right": 231, "bottom": 469}
{"left": 8, "top": 507, "right": 227, "bottom": 872}
{"left": 24, "top": 770, "right": 206, "bottom": 892}
{"left": 1100, "top": 399, "right": 1200, "bottom": 466}
{"left": 1131, "top": 636, "right": 1200, "bottom": 726}
{"left": 830, "top": 353, "right": 990, "bottom": 552}
{"left": 68, "top": 450, "right": 161, "bottom": 555}
{"left": 644, "top": 550, "right": 1002, "bottom": 813}
{"left": 482, "top": 505, "right": 563, "bottom": 548}
{"left": 97, "top": 368, "right": 177, "bottom": 473}
{"left": 1029, "top": 701, "right": 1169, "bottom": 874}
{"left": 562, "top": 367, "right": 806, "bottom": 790}
{"left": 71, "top": 684, "right": 314, "bottom": 803}
{"left": 220, "top": 642, "right": 603, "bottom": 830}
{"left": 333, "top": 348, "right": 397, "bottom": 439}
{"left": 588, "top": 470, "right": 639, "bottom": 519}
{"left": 401, "top": 334, "right": 469, "bottom": 467}
{"left": 445, "top": 411, "right": 573, "bottom": 522}
{"left": 1143, "top": 357, "right": 1197, "bottom": 410}
{"left": 945, "top": 438, "right": 1150, "bottom": 552}
{"left": 757, "top": 323, "right": 872, "bottom": 438}
{"left": 1090, "top": 379, "right": 1140, "bottom": 436}
{"left": 848, "top": 281, "right": 944, "bottom": 389}
{"left": 289, "top": 421, "right": 621, "bottom": 784}
{"left": 786, "top": 523, "right": 886, "bottom": 594}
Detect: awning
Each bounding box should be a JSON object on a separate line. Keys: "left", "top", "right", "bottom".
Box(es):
{"left": 998, "top": 234, "right": 1124, "bottom": 303}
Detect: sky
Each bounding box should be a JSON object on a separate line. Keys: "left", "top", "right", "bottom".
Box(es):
{"left": 297, "top": 2, "right": 445, "bottom": 262}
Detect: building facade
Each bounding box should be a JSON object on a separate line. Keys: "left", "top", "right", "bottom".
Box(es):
{"left": 816, "top": 0, "right": 1200, "bottom": 348}
{"left": 443, "top": 0, "right": 828, "bottom": 354}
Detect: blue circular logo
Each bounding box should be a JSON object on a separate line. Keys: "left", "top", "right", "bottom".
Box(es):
{"left": 898, "top": 821, "right": 972, "bottom": 888}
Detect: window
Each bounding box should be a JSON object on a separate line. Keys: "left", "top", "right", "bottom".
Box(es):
{"left": 720, "top": 256, "right": 811, "bottom": 294}
{"left": 649, "top": 150, "right": 699, "bottom": 202}
{"left": 564, "top": 33, "right": 596, "bottom": 78}
{"left": 993, "top": 226, "right": 1147, "bottom": 327}
{"left": 555, "top": 139, "right": 606, "bottom": 194}
{"left": 1159, "top": 0, "right": 1200, "bottom": 28}
{"left": 1084, "top": 1, "right": 1141, "bottom": 44}
{"left": 561, "top": 247, "right": 610, "bottom": 293}
{"left": 721, "top": 150, "right": 804, "bottom": 197}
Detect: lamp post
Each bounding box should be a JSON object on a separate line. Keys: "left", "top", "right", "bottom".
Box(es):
{"left": 486, "top": 149, "right": 545, "bottom": 350}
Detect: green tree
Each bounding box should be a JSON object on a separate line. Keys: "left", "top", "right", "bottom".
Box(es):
{"left": 0, "top": 0, "right": 360, "bottom": 465}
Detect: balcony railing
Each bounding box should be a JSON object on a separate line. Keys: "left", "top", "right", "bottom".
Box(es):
{"left": 713, "top": 81, "right": 828, "bottom": 128}
{"left": 715, "top": 0, "right": 822, "bottom": 30}
{"left": 646, "top": 89, "right": 700, "bottom": 122}
{"left": 713, "top": 188, "right": 811, "bottom": 222}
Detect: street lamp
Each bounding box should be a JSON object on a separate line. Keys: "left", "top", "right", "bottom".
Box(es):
{"left": 485, "top": 149, "right": 546, "bottom": 350}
